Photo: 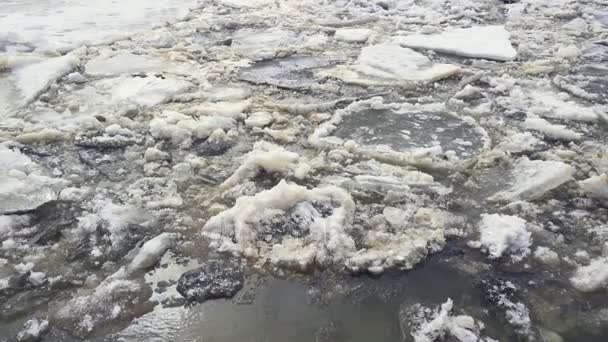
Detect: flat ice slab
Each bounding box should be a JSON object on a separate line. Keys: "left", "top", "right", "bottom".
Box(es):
{"left": 396, "top": 26, "right": 517, "bottom": 61}
{"left": 85, "top": 53, "right": 164, "bottom": 77}
{"left": 238, "top": 56, "right": 333, "bottom": 90}
{"left": 326, "top": 43, "right": 460, "bottom": 86}
{"left": 12, "top": 52, "right": 80, "bottom": 104}
{"left": 491, "top": 157, "right": 575, "bottom": 201}
{"left": 310, "top": 97, "right": 489, "bottom": 169}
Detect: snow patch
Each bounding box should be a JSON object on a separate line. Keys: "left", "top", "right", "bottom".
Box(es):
{"left": 474, "top": 214, "right": 531, "bottom": 261}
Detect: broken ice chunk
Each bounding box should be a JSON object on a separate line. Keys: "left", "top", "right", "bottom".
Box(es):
{"left": 238, "top": 56, "right": 333, "bottom": 90}
{"left": 570, "top": 257, "right": 608, "bottom": 292}
{"left": 328, "top": 43, "right": 460, "bottom": 86}
{"left": 17, "top": 318, "right": 49, "bottom": 342}
{"left": 54, "top": 277, "right": 153, "bottom": 338}
{"left": 232, "top": 29, "right": 299, "bottom": 61}
{"left": 579, "top": 174, "right": 608, "bottom": 200}
{"left": 399, "top": 298, "right": 496, "bottom": 342}
{"left": 96, "top": 75, "right": 192, "bottom": 107}
{"left": 396, "top": 26, "right": 517, "bottom": 62}
{"left": 527, "top": 89, "right": 600, "bottom": 122}
{"left": 473, "top": 214, "right": 531, "bottom": 261}
{"left": 490, "top": 157, "right": 575, "bottom": 201}
{"left": 0, "top": 145, "right": 65, "bottom": 214}
{"left": 12, "top": 52, "right": 80, "bottom": 104}
{"left": 219, "top": 141, "right": 311, "bottom": 190}
{"left": 203, "top": 180, "right": 356, "bottom": 269}
{"left": 85, "top": 52, "right": 164, "bottom": 77}
{"left": 310, "top": 98, "right": 489, "bottom": 169}
{"left": 524, "top": 117, "right": 582, "bottom": 141}
{"left": 334, "top": 28, "right": 373, "bottom": 43}
{"left": 128, "top": 232, "right": 178, "bottom": 273}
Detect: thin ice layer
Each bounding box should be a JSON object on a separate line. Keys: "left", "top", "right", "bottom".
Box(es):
{"left": 85, "top": 53, "right": 164, "bottom": 76}
{"left": 327, "top": 43, "right": 460, "bottom": 86}
{"left": 490, "top": 157, "right": 575, "bottom": 201}
{"left": 0, "top": 0, "right": 195, "bottom": 52}
{"left": 396, "top": 26, "right": 517, "bottom": 61}
{"left": 310, "top": 97, "right": 489, "bottom": 169}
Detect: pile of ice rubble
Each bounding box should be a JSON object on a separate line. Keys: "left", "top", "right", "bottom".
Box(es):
{"left": 400, "top": 299, "right": 497, "bottom": 342}
{"left": 1, "top": 0, "right": 608, "bottom": 340}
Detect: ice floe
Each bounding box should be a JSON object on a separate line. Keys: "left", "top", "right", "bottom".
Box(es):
{"left": 203, "top": 180, "right": 356, "bottom": 270}
{"left": 326, "top": 43, "right": 460, "bottom": 86}
{"left": 310, "top": 97, "right": 489, "bottom": 169}
{"left": 396, "top": 26, "right": 517, "bottom": 62}
{"left": 0, "top": 145, "right": 65, "bottom": 214}
{"left": 11, "top": 52, "right": 80, "bottom": 104}
{"left": 490, "top": 157, "right": 575, "bottom": 202}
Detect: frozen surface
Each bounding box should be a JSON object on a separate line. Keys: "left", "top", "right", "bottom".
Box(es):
{"left": 2, "top": 0, "right": 608, "bottom": 340}
{"left": 396, "top": 26, "right": 517, "bottom": 61}
{"left": 85, "top": 53, "right": 165, "bottom": 77}
{"left": 328, "top": 43, "right": 460, "bottom": 86}
{"left": 0, "top": 145, "right": 63, "bottom": 214}
{"left": 311, "top": 97, "right": 489, "bottom": 169}
{"left": 204, "top": 180, "right": 356, "bottom": 269}
{"left": 570, "top": 257, "right": 608, "bottom": 292}
{"left": 0, "top": 0, "right": 197, "bottom": 52}
{"left": 491, "top": 157, "right": 575, "bottom": 201}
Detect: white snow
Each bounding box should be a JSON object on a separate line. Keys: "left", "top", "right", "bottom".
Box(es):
{"left": 310, "top": 97, "right": 489, "bottom": 170}
{"left": 0, "top": 145, "right": 64, "bottom": 214}
{"left": 184, "top": 100, "right": 251, "bottom": 119}
{"left": 232, "top": 29, "right": 300, "bottom": 61}
{"left": 11, "top": 52, "right": 80, "bottom": 103}
{"left": 534, "top": 246, "right": 560, "bottom": 266}
{"left": 396, "top": 26, "right": 517, "bottom": 62}
{"left": 527, "top": 90, "right": 599, "bottom": 122}
{"left": 149, "top": 110, "right": 236, "bottom": 145}
{"left": 17, "top": 318, "right": 49, "bottom": 342}
{"left": 579, "top": 174, "right": 608, "bottom": 200}
{"left": 524, "top": 117, "right": 582, "bottom": 141}
{"left": 85, "top": 53, "right": 164, "bottom": 76}
{"left": 220, "top": 141, "right": 311, "bottom": 190}
{"left": 570, "top": 257, "right": 608, "bottom": 292}
{"left": 491, "top": 157, "right": 575, "bottom": 201}
{"left": 334, "top": 28, "right": 373, "bottom": 43}
{"left": 328, "top": 43, "right": 460, "bottom": 86}
{"left": 475, "top": 214, "right": 531, "bottom": 261}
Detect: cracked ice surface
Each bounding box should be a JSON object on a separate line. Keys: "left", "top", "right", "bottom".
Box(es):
{"left": 1, "top": 0, "right": 608, "bottom": 341}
